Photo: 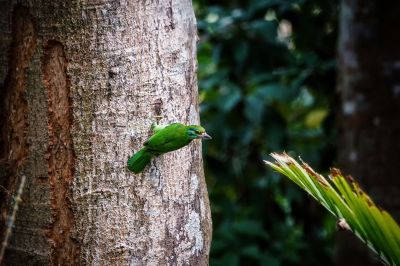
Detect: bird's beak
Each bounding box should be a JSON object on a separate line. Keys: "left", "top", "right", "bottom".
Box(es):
{"left": 200, "top": 132, "right": 212, "bottom": 140}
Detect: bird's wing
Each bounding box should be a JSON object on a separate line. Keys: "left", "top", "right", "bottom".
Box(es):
{"left": 144, "top": 123, "right": 188, "bottom": 153}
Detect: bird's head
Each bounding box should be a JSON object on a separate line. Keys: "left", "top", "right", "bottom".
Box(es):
{"left": 187, "top": 125, "right": 212, "bottom": 140}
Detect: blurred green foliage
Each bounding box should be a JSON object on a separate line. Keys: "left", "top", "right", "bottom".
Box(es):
{"left": 194, "top": 0, "right": 339, "bottom": 265}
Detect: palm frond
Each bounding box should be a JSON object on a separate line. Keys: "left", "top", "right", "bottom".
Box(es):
{"left": 265, "top": 153, "right": 400, "bottom": 266}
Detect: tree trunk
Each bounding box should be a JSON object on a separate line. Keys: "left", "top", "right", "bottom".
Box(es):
{"left": 336, "top": 0, "right": 400, "bottom": 265}
{"left": 0, "top": 1, "right": 211, "bottom": 265}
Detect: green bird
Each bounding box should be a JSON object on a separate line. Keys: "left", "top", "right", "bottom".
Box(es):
{"left": 127, "top": 123, "right": 212, "bottom": 173}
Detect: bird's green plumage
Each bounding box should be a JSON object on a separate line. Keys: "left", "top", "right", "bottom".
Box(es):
{"left": 127, "top": 123, "right": 211, "bottom": 173}
{"left": 127, "top": 148, "right": 152, "bottom": 173}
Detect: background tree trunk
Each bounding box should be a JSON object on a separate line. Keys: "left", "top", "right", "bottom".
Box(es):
{"left": 0, "top": 1, "right": 211, "bottom": 265}
{"left": 336, "top": 0, "right": 400, "bottom": 265}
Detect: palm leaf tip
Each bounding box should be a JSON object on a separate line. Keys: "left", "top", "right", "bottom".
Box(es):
{"left": 336, "top": 218, "right": 351, "bottom": 231}
{"left": 302, "top": 161, "right": 329, "bottom": 187}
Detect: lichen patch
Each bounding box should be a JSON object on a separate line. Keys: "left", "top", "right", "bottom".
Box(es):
{"left": 184, "top": 211, "right": 203, "bottom": 255}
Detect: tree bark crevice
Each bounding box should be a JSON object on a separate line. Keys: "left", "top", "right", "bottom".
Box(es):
{"left": 42, "top": 40, "right": 79, "bottom": 265}
{"left": 0, "top": 3, "right": 37, "bottom": 254}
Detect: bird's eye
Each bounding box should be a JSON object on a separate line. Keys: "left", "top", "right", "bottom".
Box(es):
{"left": 195, "top": 130, "right": 200, "bottom": 134}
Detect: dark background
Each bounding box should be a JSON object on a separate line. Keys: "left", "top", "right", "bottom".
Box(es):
{"left": 194, "top": 0, "right": 339, "bottom": 265}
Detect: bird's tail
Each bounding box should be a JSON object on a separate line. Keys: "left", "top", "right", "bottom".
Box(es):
{"left": 127, "top": 148, "right": 153, "bottom": 173}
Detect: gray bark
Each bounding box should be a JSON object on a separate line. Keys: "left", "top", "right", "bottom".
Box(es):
{"left": 0, "top": 1, "right": 211, "bottom": 265}
{"left": 336, "top": 0, "right": 400, "bottom": 265}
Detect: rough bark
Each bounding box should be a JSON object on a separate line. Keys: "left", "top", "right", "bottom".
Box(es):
{"left": 336, "top": 0, "right": 400, "bottom": 265}
{"left": 0, "top": 1, "right": 211, "bottom": 265}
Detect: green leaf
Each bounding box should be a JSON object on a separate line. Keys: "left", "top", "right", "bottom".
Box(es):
{"left": 305, "top": 108, "right": 328, "bottom": 128}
